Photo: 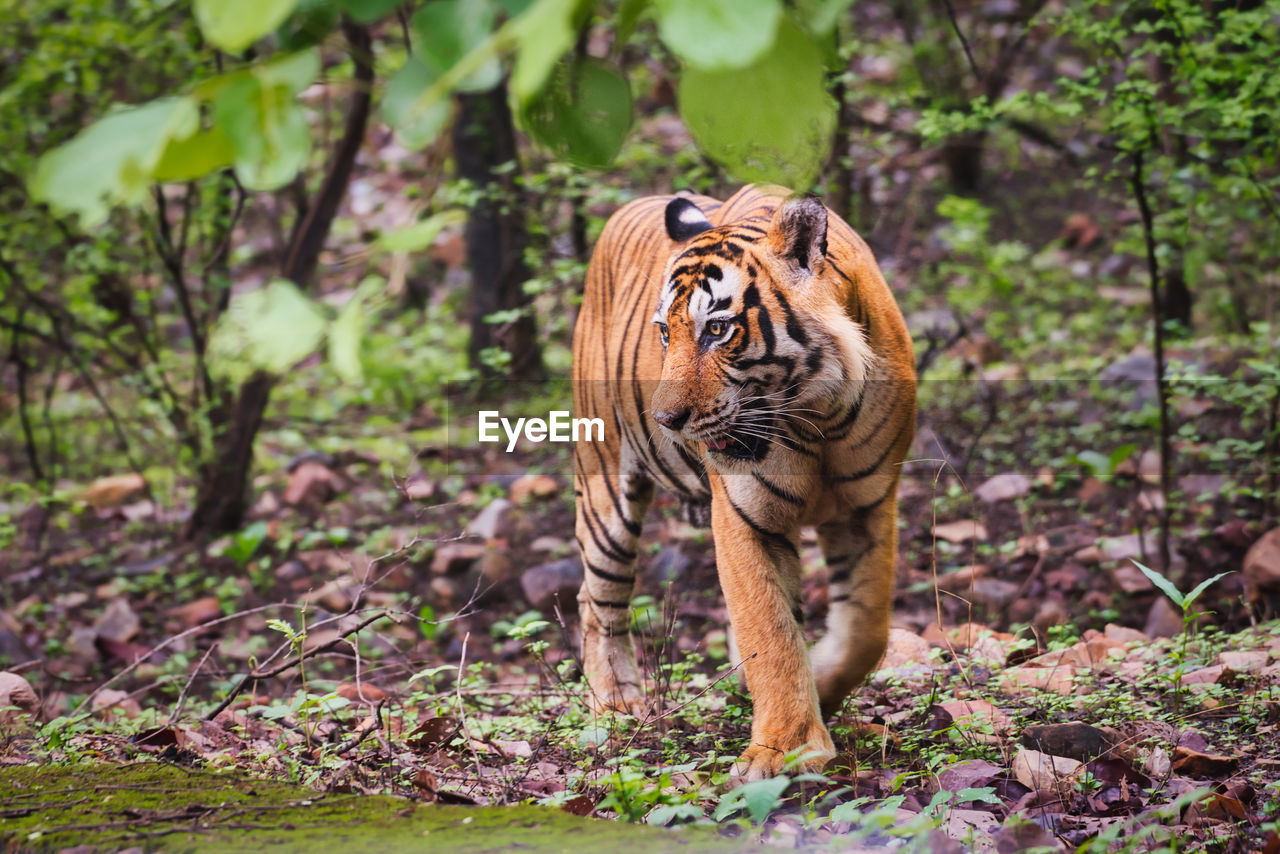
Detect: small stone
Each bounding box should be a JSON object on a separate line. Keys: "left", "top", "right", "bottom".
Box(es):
{"left": 92, "top": 689, "right": 141, "bottom": 719}
{"left": 1002, "top": 665, "right": 1077, "bottom": 696}
{"left": 1144, "top": 597, "right": 1184, "bottom": 639}
{"left": 1021, "top": 722, "right": 1118, "bottom": 762}
{"left": 1104, "top": 623, "right": 1149, "bottom": 645}
{"left": 1179, "top": 664, "right": 1227, "bottom": 686}
{"left": 403, "top": 476, "right": 436, "bottom": 502}
{"left": 1110, "top": 562, "right": 1155, "bottom": 594}
{"left": 477, "top": 550, "right": 513, "bottom": 583}
{"left": 974, "top": 473, "right": 1032, "bottom": 504}
{"left": 1012, "top": 747, "right": 1084, "bottom": 790}
{"left": 0, "top": 672, "right": 39, "bottom": 717}
{"left": 521, "top": 557, "right": 584, "bottom": 612}
{"left": 94, "top": 598, "right": 140, "bottom": 644}
{"left": 878, "top": 628, "right": 931, "bottom": 669}
{"left": 283, "top": 461, "right": 343, "bottom": 506}
{"left": 466, "top": 498, "right": 513, "bottom": 541}
{"left": 933, "top": 520, "right": 987, "bottom": 544}
{"left": 1217, "top": 650, "right": 1268, "bottom": 671}
{"left": 431, "top": 543, "right": 486, "bottom": 576}
{"left": 1243, "top": 527, "right": 1280, "bottom": 589}
{"left": 509, "top": 474, "right": 559, "bottom": 503}
{"left": 275, "top": 560, "right": 308, "bottom": 581}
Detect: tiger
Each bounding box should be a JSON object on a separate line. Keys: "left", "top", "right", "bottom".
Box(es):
{"left": 570, "top": 184, "right": 916, "bottom": 780}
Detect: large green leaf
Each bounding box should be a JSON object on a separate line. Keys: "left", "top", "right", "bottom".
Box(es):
{"left": 508, "top": 0, "right": 582, "bottom": 105}
{"left": 412, "top": 0, "right": 501, "bottom": 92}
{"left": 195, "top": 0, "right": 301, "bottom": 54}
{"left": 153, "top": 127, "right": 235, "bottom": 182}
{"left": 383, "top": 57, "right": 454, "bottom": 148}
{"left": 328, "top": 276, "right": 387, "bottom": 384}
{"left": 374, "top": 210, "right": 467, "bottom": 253}
{"left": 29, "top": 97, "right": 199, "bottom": 227}
{"left": 213, "top": 50, "right": 319, "bottom": 190}
{"left": 521, "top": 57, "right": 632, "bottom": 168}
{"left": 654, "top": 0, "right": 781, "bottom": 70}
{"left": 209, "top": 279, "right": 328, "bottom": 381}
{"left": 677, "top": 20, "right": 836, "bottom": 187}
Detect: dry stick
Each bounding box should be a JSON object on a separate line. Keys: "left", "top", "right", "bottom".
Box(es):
{"left": 453, "top": 631, "right": 487, "bottom": 789}
{"left": 1130, "top": 149, "right": 1174, "bottom": 575}
{"left": 204, "top": 610, "right": 389, "bottom": 722}
{"left": 166, "top": 641, "right": 219, "bottom": 726}
{"left": 938, "top": 0, "right": 981, "bottom": 83}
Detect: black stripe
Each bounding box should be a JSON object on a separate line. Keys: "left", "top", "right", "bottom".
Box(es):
{"left": 727, "top": 496, "right": 798, "bottom": 558}
{"left": 751, "top": 472, "right": 806, "bottom": 506}
{"left": 587, "top": 560, "right": 633, "bottom": 584}
{"left": 833, "top": 422, "right": 908, "bottom": 483}
{"left": 592, "top": 597, "right": 631, "bottom": 609}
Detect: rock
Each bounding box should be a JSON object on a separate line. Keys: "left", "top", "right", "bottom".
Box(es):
{"left": 1100, "top": 352, "right": 1157, "bottom": 409}
{"left": 974, "top": 473, "right": 1032, "bottom": 504}
{"left": 477, "top": 550, "right": 514, "bottom": 583}
{"left": 932, "top": 520, "right": 987, "bottom": 543}
{"left": 283, "top": 461, "right": 343, "bottom": 506}
{"left": 1137, "top": 449, "right": 1161, "bottom": 485}
{"left": 1144, "top": 597, "right": 1183, "bottom": 639}
{"left": 335, "top": 682, "right": 387, "bottom": 703}
{"left": 1179, "top": 664, "right": 1227, "bottom": 686}
{"left": 80, "top": 473, "right": 147, "bottom": 511}
{"left": 1021, "top": 722, "right": 1118, "bottom": 762}
{"left": 529, "top": 536, "right": 569, "bottom": 553}
{"left": 1074, "top": 532, "right": 1151, "bottom": 564}
{"left": 970, "top": 578, "right": 1020, "bottom": 609}
{"left": 1143, "top": 746, "right": 1171, "bottom": 778}
{"left": 1216, "top": 650, "right": 1268, "bottom": 671}
{"left": 1104, "top": 623, "right": 1149, "bottom": 645}
{"left": 430, "top": 542, "right": 486, "bottom": 576}
{"left": 1001, "top": 665, "right": 1077, "bottom": 696}
{"left": 0, "top": 672, "right": 39, "bottom": 719}
{"left": 403, "top": 476, "right": 436, "bottom": 502}
{"left": 509, "top": 474, "right": 559, "bottom": 503}
{"left": 94, "top": 598, "right": 140, "bottom": 644}
{"left": 649, "top": 546, "right": 692, "bottom": 583}
{"left": 275, "top": 560, "right": 308, "bottom": 581}
{"left": 937, "top": 700, "right": 1012, "bottom": 739}
{"left": 521, "top": 557, "right": 584, "bottom": 612}
{"left": 166, "top": 597, "right": 222, "bottom": 629}
{"left": 1012, "top": 747, "right": 1084, "bottom": 790}
{"left": 1109, "top": 563, "right": 1155, "bottom": 594}
{"left": 878, "top": 628, "right": 932, "bottom": 669}
{"left": 466, "top": 498, "right": 513, "bottom": 541}
{"left": 1243, "top": 527, "right": 1280, "bottom": 588}
{"left": 91, "top": 688, "right": 141, "bottom": 719}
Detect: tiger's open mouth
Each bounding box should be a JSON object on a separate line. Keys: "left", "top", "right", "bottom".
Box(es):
{"left": 703, "top": 430, "right": 766, "bottom": 461}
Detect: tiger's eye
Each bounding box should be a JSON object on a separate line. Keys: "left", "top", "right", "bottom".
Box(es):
{"left": 707, "top": 321, "right": 725, "bottom": 336}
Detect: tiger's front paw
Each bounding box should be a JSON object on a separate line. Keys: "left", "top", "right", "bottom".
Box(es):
{"left": 731, "top": 728, "right": 835, "bottom": 782}
{"left": 582, "top": 632, "right": 650, "bottom": 718}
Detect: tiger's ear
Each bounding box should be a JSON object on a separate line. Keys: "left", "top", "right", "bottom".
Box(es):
{"left": 767, "top": 194, "right": 828, "bottom": 274}
{"left": 665, "top": 198, "right": 713, "bottom": 242}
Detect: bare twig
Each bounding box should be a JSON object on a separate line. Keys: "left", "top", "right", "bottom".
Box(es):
{"left": 166, "top": 642, "right": 219, "bottom": 726}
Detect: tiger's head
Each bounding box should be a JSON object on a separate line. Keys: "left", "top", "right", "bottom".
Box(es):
{"left": 650, "top": 194, "right": 874, "bottom": 464}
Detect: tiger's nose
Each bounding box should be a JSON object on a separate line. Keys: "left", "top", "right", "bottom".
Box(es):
{"left": 654, "top": 408, "right": 690, "bottom": 430}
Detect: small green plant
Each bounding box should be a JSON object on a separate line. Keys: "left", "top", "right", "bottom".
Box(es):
{"left": 220, "top": 521, "right": 271, "bottom": 570}
{"left": 1132, "top": 560, "right": 1234, "bottom": 692}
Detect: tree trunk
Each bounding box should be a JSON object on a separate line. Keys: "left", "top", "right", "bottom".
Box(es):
{"left": 183, "top": 22, "right": 373, "bottom": 541}
{"left": 453, "top": 81, "right": 544, "bottom": 383}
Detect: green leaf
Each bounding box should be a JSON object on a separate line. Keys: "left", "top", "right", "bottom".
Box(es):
{"left": 328, "top": 276, "right": 387, "bottom": 383}
{"left": 374, "top": 210, "right": 467, "bottom": 253}
{"left": 1182, "top": 571, "right": 1235, "bottom": 608}
{"left": 1073, "top": 449, "right": 1112, "bottom": 477}
{"left": 616, "top": 0, "right": 649, "bottom": 47}
{"left": 213, "top": 50, "right": 320, "bottom": 190}
{"left": 796, "top": 0, "right": 856, "bottom": 35}
{"left": 509, "top": 0, "right": 582, "bottom": 105}
{"left": 30, "top": 97, "right": 200, "bottom": 227}
{"left": 521, "top": 57, "right": 632, "bottom": 168}
{"left": 1131, "top": 560, "right": 1185, "bottom": 609}
{"left": 153, "top": 126, "right": 235, "bottom": 182}
{"left": 195, "top": 0, "right": 301, "bottom": 54}
{"left": 723, "top": 776, "right": 791, "bottom": 824}
{"left": 209, "top": 279, "right": 328, "bottom": 379}
{"left": 278, "top": 0, "right": 341, "bottom": 50}
{"left": 677, "top": 20, "right": 836, "bottom": 187}
{"left": 412, "top": 0, "right": 502, "bottom": 92}
{"left": 338, "top": 0, "right": 404, "bottom": 23}
{"left": 654, "top": 0, "right": 781, "bottom": 70}
{"left": 383, "top": 57, "right": 454, "bottom": 148}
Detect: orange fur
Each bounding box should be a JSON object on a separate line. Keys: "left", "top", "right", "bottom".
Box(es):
{"left": 572, "top": 185, "right": 916, "bottom": 779}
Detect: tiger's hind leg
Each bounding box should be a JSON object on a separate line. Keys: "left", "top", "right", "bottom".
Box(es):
{"left": 810, "top": 489, "right": 899, "bottom": 719}
{"left": 575, "top": 467, "right": 655, "bottom": 717}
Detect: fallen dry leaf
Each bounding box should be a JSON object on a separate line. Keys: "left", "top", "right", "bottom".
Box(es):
{"left": 1012, "top": 747, "right": 1083, "bottom": 789}
{"left": 933, "top": 520, "right": 988, "bottom": 543}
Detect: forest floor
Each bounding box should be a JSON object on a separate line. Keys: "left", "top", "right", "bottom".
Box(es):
{"left": 4, "top": 93, "right": 1280, "bottom": 854}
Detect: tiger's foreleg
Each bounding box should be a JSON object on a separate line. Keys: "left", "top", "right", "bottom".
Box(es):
{"left": 711, "top": 476, "right": 835, "bottom": 781}
{"left": 811, "top": 486, "right": 899, "bottom": 718}
{"left": 575, "top": 470, "right": 654, "bottom": 717}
